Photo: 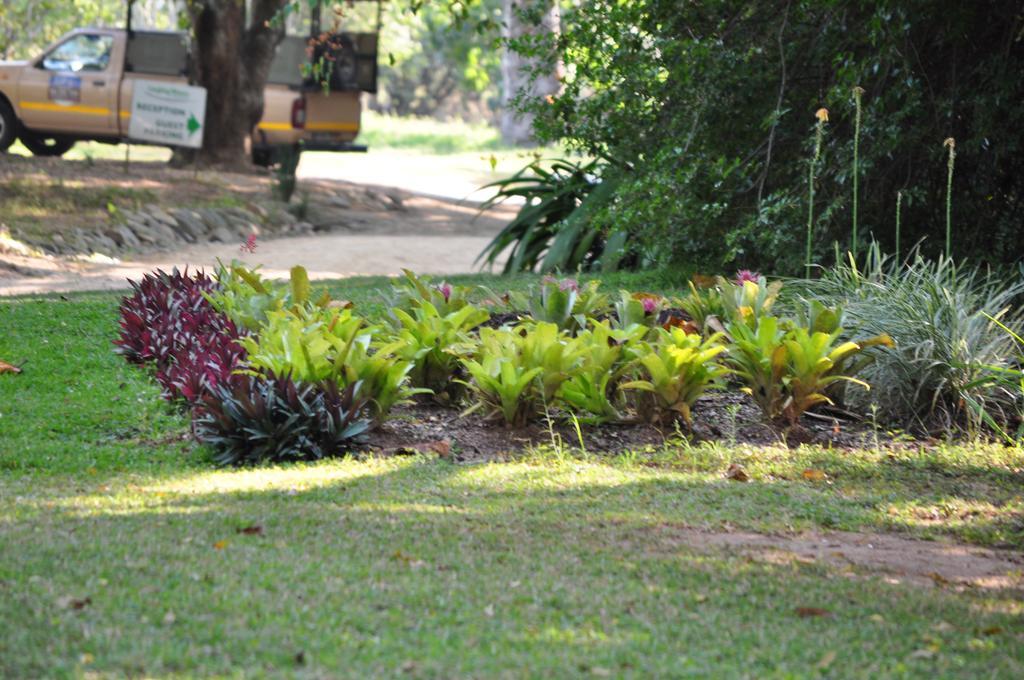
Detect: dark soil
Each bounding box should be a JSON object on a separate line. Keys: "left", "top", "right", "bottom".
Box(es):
{"left": 365, "top": 391, "right": 893, "bottom": 462}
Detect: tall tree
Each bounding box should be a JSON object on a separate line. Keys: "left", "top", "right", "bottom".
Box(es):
{"left": 185, "top": 0, "right": 288, "bottom": 167}
{"left": 499, "top": 0, "right": 560, "bottom": 146}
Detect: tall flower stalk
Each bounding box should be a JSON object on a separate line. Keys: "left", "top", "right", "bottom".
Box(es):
{"left": 943, "top": 137, "right": 956, "bottom": 259}
{"left": 895, "top": 190, "right": 903, "bottom": 263}
{"left": 851, "top": 87, "right": 864, "bottom": 257}
{"left": 806, "top": 108, "right": 828, "bottom": 277}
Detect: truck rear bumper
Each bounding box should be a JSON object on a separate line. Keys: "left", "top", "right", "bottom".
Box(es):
{"left": 300, "top": 140, "right": 367, "bottom": 153}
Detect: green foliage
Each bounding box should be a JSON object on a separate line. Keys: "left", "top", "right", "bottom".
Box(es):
{"left": 477, "top": 158, "right": 629, "bottom": 274}
{"left": 518, "top": 0, "right": 1024, "bottom": 273}
{"left": 557, "top": 321, "right": 647, "bottom": 423}
{"left": 240, "top": 308, "right": 418, "bottom": 425}
{"left": 726, "top": 316, "right": 872, "bottom": 427}
{"left": 461, "top": 322, "right": 583, "bottom": 426}
{"left": 370, "top": 0, "right": 503, "bottom": 120}
{"left": 389, "top": 268, "right": 472, "bottom": 317}
{"left": 500, "top": 277, "right": 610, "bottom": 335}
{"left": 389, "top": 301, "right": 490, "bottom": 401}
{"left": 718, "top": 276, "right": 784, "bottom": 329}
{"left": 193, "top": 374, "right": 370, "bottom": 466}
{"left": 797, "top": 248, "right": 1024, "bottom": 432}
{"left": 613, "top": 290, "right": 665, "bottom": 330}
{"left": 209, "top": 262, "right": 330, "bottom": 332}
{"left": 621, "top": 329, "right": 730, "bottom": 425}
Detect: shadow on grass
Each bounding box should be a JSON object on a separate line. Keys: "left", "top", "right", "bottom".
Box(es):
{"left": 3, "top": 457, "right": 1024, "bottom": 677}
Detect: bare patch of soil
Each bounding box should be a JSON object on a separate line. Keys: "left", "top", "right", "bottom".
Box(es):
{"left": 641, "top": 524, "right": 1024, "bottom": 590}
{"left": 365, "top": 391, "right": 900, "bottom": 462}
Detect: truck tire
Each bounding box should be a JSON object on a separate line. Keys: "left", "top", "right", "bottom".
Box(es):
{"left": 0, "top": 98, "right": 17, "bottom": 152}
{"left": 19, "top": 131, "right": 75, "bottom": 157}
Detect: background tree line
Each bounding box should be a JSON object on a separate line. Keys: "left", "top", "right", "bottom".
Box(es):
{"left": 515, "top": 0, "right": 1024, "bottom": 273}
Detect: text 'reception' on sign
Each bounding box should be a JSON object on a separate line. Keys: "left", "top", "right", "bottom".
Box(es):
{"left": 128, "top": 79, "right": 206, "bottom": 149}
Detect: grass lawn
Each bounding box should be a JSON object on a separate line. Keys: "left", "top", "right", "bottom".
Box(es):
{"left": 2, "top": 272, "right": 1023, "bottom": 678}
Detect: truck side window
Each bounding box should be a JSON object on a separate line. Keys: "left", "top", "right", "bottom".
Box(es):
{"left": 41, "top": 34, "right": 114, "bottom": 73}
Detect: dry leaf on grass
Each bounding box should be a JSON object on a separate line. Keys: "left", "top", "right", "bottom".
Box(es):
{"left": 802, "top": 469, "right": 827, "bottom": 482}
{"left": 725, "top": 463, "right": 750, "bottom": 482}
{"left": 0, "top": 359, "right": 22, "bottom": 375}
{"left": 794, "top": 606, "right": 832, "bottom": 618}
{"left": 236, "top": 525, "right": 264, "bottom": 536}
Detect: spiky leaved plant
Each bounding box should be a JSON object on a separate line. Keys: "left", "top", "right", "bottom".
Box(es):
{"left": 806, "top": 108, "right": 828, "bottom": 277}
{"left": 193, "top": 373, "right": 371, "bottom": 465}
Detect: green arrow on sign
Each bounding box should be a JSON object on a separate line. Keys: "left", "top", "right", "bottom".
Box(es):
{"left": 187, "top": 113, "right": 201, "bottom": 136}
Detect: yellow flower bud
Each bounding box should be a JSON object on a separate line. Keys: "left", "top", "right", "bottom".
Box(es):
{"left": 815, "top": 108, "right": 829, "bottom": 123}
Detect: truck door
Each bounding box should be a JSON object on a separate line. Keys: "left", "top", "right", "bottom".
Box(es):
{"left": 17, "top": 32, "right": 119, "bottom": 136}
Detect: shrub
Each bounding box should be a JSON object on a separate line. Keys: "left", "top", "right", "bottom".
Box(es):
{"left": 476, "top": 157, "right": 634, "bottom": 274}
{"left": 114, "top": 268, "right": 220, "bottom": 366}
{"left": 194, "top": 373, "right": 370, "bottom": 465}
{"left": 797, "top": 249, "right": 1024, "bottom": 432}
{"left": 558, "top": 321, "right": 647, "bottom": 423}
{"left": 388, "top": 268, "right": 472, "bottom": 317}
{"left": 209, "top": 262, "right": 331, "bottom": 332}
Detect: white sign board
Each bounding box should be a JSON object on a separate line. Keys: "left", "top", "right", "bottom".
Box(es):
{"left": 128, "top": 80, "right": 207, "bottom": 148}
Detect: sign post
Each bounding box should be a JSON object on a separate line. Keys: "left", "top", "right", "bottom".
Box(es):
{"left": 128, "top": 80, "right": 207, "bottom": 149}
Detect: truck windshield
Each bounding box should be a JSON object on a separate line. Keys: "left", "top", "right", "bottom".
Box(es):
{"left": 42, "top": 34, "right": 114, "bottom": 73}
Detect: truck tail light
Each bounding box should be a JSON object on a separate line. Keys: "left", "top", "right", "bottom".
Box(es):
{"left": 291, "top": 98, "right": 306, "bottom": 129}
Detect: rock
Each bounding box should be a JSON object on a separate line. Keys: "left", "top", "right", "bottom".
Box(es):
{"left": 126, "top": 218, "right": 159, "bottom": 244}
{"left": 148, "top": 207, "right": 178, "bottom": 228}
{"left": 249, "top": 202, "right": 269, "bottom": 220}
{"left": 294, "top": 221, "right": 314, "bottom": 235}
{"left": 209, "top": 225, "right": 236, "bottom": 243}
{"left": 198, "top": 209, "right": 229, "bottom": 232}
{"left": 87, "top": 233, "right": 119, "bottom": 254}
{"left": 114, "top": 225, "right": 142, "bottom": 249}
{"left": 329, "top": 194, "right": 351, "bottom": 210}
{"left": 171, "top": 210, "right": 206, "bottom": 242}
{"left": 103, "top": 228, "right": 127, "bottom": 248}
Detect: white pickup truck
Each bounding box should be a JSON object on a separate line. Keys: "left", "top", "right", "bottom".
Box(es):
{"left": 0, "top": 27, "right": 377, "bottom": 164}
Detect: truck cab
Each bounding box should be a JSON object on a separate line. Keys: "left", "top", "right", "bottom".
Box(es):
{"left": 0, "top": 26, "right": 376, "bottom": 162}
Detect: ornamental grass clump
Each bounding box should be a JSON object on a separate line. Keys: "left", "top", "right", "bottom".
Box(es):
{"left": 796, "top": 246, "right": 1024, "bottom": 433}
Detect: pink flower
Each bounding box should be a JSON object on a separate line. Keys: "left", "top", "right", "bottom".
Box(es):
{"left": 436, "top": 282, "right": 453, "bottom": 302}
{"left": 239, "top": 233, "right": 258, "bottom": 254}
{"left": 641, "top": 297, "right": 658, "bottom": 314}
{"left": 543, "top": 276, "right": 578, "bottom": 293}
{"left": 735, "top": 269, "right": 760, "bottom": 285}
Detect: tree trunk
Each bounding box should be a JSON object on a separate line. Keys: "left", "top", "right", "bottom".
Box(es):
{"left": 184, "top": 0, "right": 286, "bottom": 168}
{"left": 500, "top": 0, "right": 561, "bottom": 146}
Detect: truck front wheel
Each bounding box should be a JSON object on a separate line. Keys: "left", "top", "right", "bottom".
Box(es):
{"left": 19, "top": 131, "right": 75, "bottom": 157}
{"left": 0, "top": 99, "right": 17, "bottom": 152}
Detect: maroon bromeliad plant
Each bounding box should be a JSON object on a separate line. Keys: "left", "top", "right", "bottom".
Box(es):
{"left": 114, "top": 268, "right": 247, "bottom": 406}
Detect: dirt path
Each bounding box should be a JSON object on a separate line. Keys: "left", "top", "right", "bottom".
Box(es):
{"left": 0, "top": 158, "right": 515, "bottom": 296}
{"left": 640, "top": 525, "right": 1024, "bottom": 590}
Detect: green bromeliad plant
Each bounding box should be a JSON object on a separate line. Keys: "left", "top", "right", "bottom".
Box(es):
{"left": 461, "top": 322, "right": 585, "bottom": 426}
{"left": 389, "top": 268, "right": 472, "bottom": 317}
{"left": 241, "top": 307, "right": 421, "bottom": 425}
{"left": 558, "top": 321, "right": 648, "bottom": 423}
{"left": 726, "top": 315, "right": 878, "bottom": 427}
{"left": 209, "top": 262, "right": 334, "bottom": 332}
{"left": 387, "top": 301, "right": 490, "bottom": 402}
{"left": 621, "top": 328, "right": 730, "bottom": 426}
